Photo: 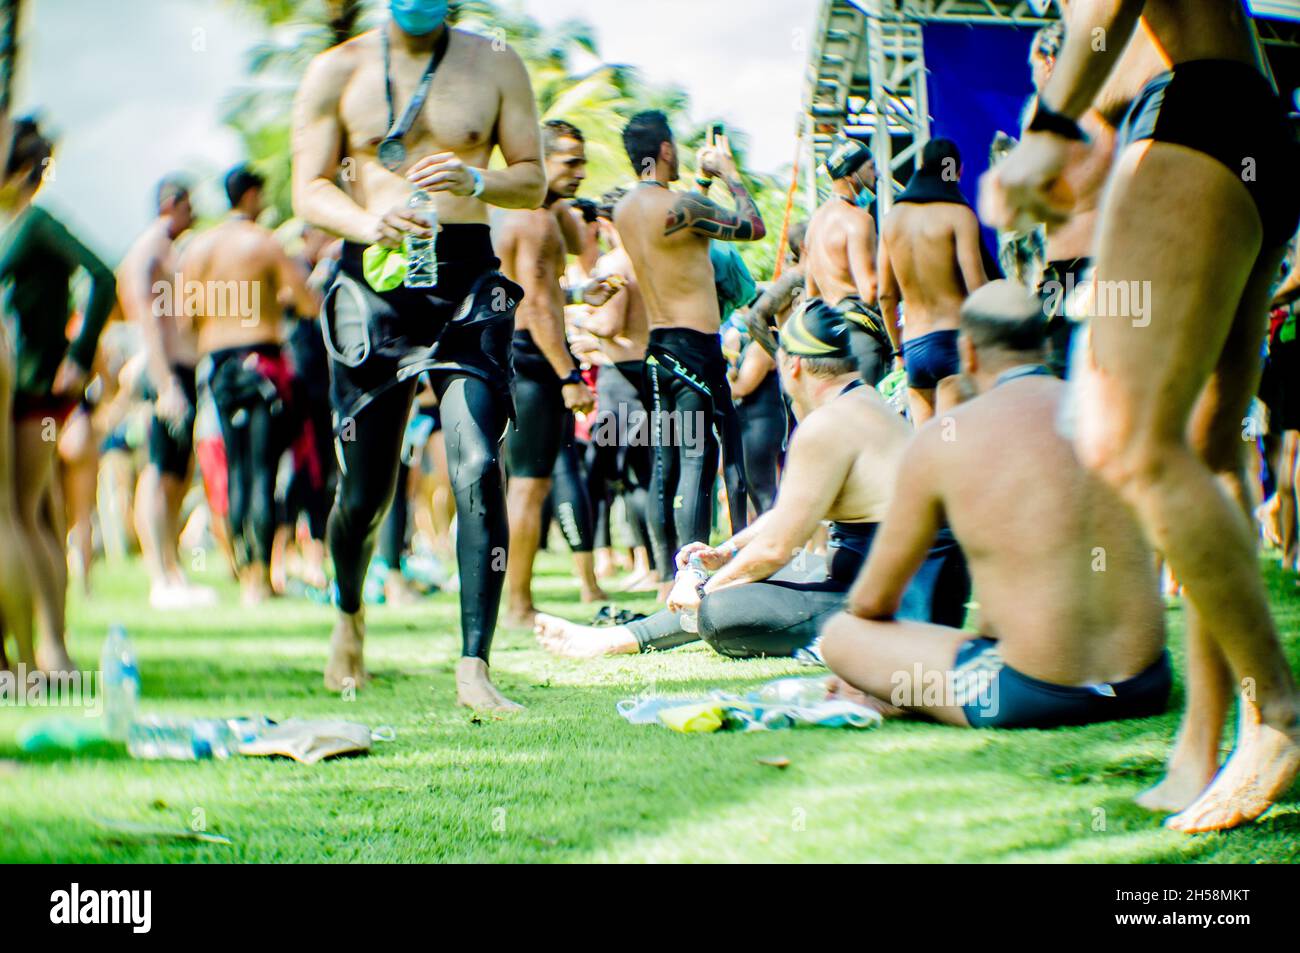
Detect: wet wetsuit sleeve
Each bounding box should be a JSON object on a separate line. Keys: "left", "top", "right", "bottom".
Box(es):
{"left": 36, "top": 209, "right": 117, "bottom": 371}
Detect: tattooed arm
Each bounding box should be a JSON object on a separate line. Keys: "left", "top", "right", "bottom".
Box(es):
{"left": 746, "top": 268, "right": 805, "bottom": 357}
{"left": 665, "top": 146, "right": 766, "bottom": 242}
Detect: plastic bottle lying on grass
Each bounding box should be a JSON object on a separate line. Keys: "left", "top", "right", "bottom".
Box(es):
{"left": 128, "top": 717, "right": 273, "bottom": 761}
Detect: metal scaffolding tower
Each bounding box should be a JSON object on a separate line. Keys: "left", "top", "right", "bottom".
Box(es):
{"left": 802, "top": 1, "right": 1300, "bottom": 216}
{"left": 802, "top": 1, "right": 1051, "bottom": 215}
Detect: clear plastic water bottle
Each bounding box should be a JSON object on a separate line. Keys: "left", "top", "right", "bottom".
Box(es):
{"left": 128, "top": 716, "right": 265, "bottom": 761}
{"left": 404, "top": 190, "right": 438, "bottom": 288}
{"left": 100, "top": 624, "right": 140, "bottom": 741}
{"left": 752, "top": 676, "right": 834, "bottom": 708}
{"left": 669, "top": 554, "right": 708, "bottom": 634}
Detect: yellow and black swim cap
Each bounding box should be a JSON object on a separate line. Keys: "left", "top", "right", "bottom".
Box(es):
{"left": 781, "top": 299, "right": 853, "bottom": 359}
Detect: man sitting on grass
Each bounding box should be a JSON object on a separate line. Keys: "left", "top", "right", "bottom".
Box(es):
{"left": 822, "top": 280, "right": 1170, "bottom": 728}
{"left": 535, "top": 300, "right": 969, "bottom": 660}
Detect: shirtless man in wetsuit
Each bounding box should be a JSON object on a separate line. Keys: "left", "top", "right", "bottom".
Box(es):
{"left": 822, "top": 281, "right": 1170, "bottom": 731}
{"left": 803, "top": 141, "right": 893, "bottom": 384}
{"left": 878, "top": 138, "right": 988, "bottom": 425}
{"left": 292, "top": 0, "right": 545, "bottom": 710}
{"left": 574, "top": 191, "right": 656, "bottom": 586}
{"left": 495, "top": 119, "right": 620, "bottom": 625}
{"left": 118, "top": 176, "right": 218, "bottom": 609}
{"left": 982, "top": 0, "right": 1300, "bottom": 831}
{"left": 179, "top": 165, "right": 318, "bottom": 606}
{"left": 613, "top": 111, "right": 765, "bottom": 591}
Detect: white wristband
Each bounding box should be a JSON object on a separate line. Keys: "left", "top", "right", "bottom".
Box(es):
{"left": 469, "top": 167, "right": 485, "bottom": 198}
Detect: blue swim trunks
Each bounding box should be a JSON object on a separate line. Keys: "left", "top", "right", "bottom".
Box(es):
{"left": 901, "top": 328, "right": 960, "bottom": 390}
{"left": 954, "top": 637, "right": 1172, "bottom": 729}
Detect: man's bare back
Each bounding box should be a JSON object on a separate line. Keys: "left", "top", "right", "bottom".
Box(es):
{"left": 804, "top": 199, "right": 876, "bottom": 307}
{"left": 614, "top": 184, "right": 722, "bottom": 334}
{"left": 804, "top": 385, "right": 913, "bottom": 525}
{"left": 119, "top": 220, "right": 198, "bottom": 368}
{"left": 496, "top": 208, "right": 565, "bottom": 336}
{"left": 879, "top": 202, "right": 986, "bottom": 340}
{"left": 179, "top": 219, "right": 312, "bottom": 356}
{"left": 927, "top": 378, "right": 1165, "bottom": 684}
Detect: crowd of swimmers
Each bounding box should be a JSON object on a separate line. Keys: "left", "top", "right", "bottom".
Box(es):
{"left": 1, "top": 0, "right": 1299, "bottom": 832}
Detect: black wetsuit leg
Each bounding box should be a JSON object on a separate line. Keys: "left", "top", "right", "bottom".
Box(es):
{"left": 550, "top": 422, "right": 595, "bottom": 553}
{"left": 737, "top": 370, "right": 786, "bottom": 514}
{"left": 667, "top": 370, "right": 720, "bottom": 550}
{"left": 286, "top": 317, "right": 335, "bottom": 540}
{"left": 379, "top": 462, "right": 411, "bottom": 568}
{"left": 646, "top": 363, "right": 681, "bottom": 581}
{"left": 210, "top": 347, "right": 285, "bottom": 567}
{"left": 646, "top": 331, "right": 747, "bottom": 580}
{"left": 626, "top": 571, "right": 847, "bottom": 657}
{"left": 699, "top": 579, "right": 846, "bottom": 658}
{"left": 323, "top": 228, "right": 519, "bottom": 662}
{"left": 329, "top": 381, "right": 418, "bottom": 614}
{"left": 217, "top": 402, "right": 253, "bottom": 564}
{"left": 585, "top": 435, "right": 614, "bottom": 550}
{"left": 430, "top": 373, "right": 509, "bottom": 660}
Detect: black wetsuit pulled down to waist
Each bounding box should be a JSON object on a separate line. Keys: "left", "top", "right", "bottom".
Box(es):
{"left": 206, "top": 343, "right": 291, "bottom": 568}
{"left": 645, "top": 327, "right": 748, "bottom": 580}
{"left": 326, "top": 226, "right": 520, "bottom": 429}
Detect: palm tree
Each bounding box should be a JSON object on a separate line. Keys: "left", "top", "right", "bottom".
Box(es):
{"left": 220, "top": 1, "right": 372, "bottom": 219}
{"left": 224, "top": 0, "right": 785, "bottom": 276}
{"left": 0, "top": 0, "right": 21, "bottom": 114}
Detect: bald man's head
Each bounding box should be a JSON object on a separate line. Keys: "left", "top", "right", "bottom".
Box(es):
{"left": 961, "top": 280, "right": 1048, "bottom": 355}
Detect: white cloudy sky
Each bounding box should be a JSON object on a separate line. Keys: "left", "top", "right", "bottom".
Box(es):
{"left": 15, "top": 0, "right": 821, "bottom": 264}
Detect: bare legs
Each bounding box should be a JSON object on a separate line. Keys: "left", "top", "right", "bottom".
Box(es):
{"left": 505, "top": 476, "right": 549, "bottom": 627}
{"left": 14, "top": 418, "right": 72, "bottom": 672}
{"left": 819, "top": 613, "right": 972, "bottom": 726}
{"left": 0, "top": 346, "right": 34, "bottom": 669}
{"left": 906, "top": 376, "right": 962, "bottom": 427}
{"left": 58, "top": 407, "right": 97, "bottom": 595}
{"left": 1077, "top": 142, "right": 1299, "bottom": 831}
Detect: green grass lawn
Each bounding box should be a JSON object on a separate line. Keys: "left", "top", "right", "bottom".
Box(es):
{"left": 1, "top": 551, "right": 1298, "bottom": 863}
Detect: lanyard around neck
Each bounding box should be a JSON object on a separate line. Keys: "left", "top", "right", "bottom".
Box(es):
{"left": 381, "top": 26, "right": 451, "bottom": 145}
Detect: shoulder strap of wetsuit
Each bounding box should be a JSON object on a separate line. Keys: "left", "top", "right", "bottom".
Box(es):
{"left": 993, "top": 364, "right": 1052, "bottom": 387}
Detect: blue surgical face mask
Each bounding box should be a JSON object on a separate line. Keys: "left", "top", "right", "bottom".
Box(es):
{"left": 854, "top": 183, "right": 874, "bottom": 209}
{"left": 391, "top": 0, "right": 448, "bottom": 37}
